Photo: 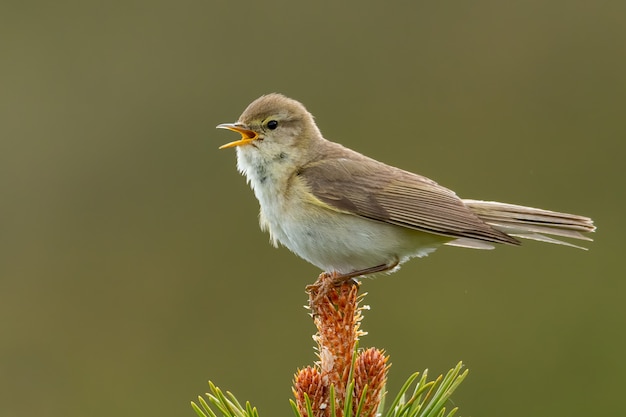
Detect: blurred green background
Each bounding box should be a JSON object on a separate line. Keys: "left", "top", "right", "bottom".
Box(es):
{"left": 1, "top": 1, "right": 624, "bottom": 416}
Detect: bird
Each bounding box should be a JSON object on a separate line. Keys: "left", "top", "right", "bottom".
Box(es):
{"left": 217, "top": 93, "right": 595, "bottom": 283}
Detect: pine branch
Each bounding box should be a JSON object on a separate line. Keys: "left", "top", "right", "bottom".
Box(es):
{"left": 192, "top": 275, "right": 468, "bottom": 417}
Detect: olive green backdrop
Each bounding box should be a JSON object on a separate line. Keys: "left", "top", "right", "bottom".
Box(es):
{"left": 1, "top": 1, "right": 624, "bottom": 416}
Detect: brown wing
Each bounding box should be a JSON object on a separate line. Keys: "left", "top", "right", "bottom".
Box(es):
{"left": 299, "top": 156, "right": 519, "bottom": 245}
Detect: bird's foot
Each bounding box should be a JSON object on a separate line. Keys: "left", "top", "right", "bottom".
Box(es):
{"left": 306, "top": 271, "right": 359, "bottom": 315}
{"left": 306, "top": 258, "right": 399, "bottom": 312}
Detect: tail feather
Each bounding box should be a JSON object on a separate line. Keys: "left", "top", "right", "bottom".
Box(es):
{"left": 463, "top": 199, "right": 596, "bottom": 250}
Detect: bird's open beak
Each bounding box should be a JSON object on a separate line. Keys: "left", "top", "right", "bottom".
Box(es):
{"left": 217, "top": 123, "right": 259, "bottom": 149}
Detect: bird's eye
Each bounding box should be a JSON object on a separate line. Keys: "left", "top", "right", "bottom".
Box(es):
{"left": 267, "top": 120, "right": 278, "bottom": 130}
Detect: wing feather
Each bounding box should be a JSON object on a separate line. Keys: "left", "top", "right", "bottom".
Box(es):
{"left": 299, "top": 155, "right": 519, "bottom": 245}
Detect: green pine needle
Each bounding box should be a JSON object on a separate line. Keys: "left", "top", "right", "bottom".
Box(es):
{"left": 192, "top": 362, "right": 468, "bottom": 417}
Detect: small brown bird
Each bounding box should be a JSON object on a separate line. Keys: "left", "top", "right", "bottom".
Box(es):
{"left": 218, "top": 93, "right": 595, "bottom": 281}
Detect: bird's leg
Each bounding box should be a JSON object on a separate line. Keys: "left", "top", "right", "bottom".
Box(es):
{"left": 328, "top": 257, "right": 400, "bottom": 284}
{"left": 306, "top": 258, "right": 399, "bottom": 312}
